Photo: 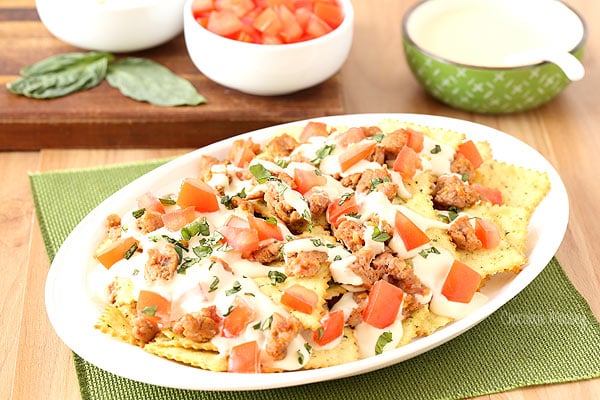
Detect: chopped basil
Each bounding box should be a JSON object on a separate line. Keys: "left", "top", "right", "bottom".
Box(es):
{"left": 316, "top": 328, "right": 324, "bottom": 340}
{"left": 124, "top": 243, "right": 138, "bottom": 259}
{"left": 431, "top": 144, "right": 442, "bottom": 154}
{"left": 261, "top": 315, "right": 273, "bottom": 330}
{"left": 447, "top": 206, "right": 460, "bottom": 221}
{"left": 177, "top": 257, "right": 198, "bottom": 274}
{"left": 304, "top": 343, "right": 312, "bottom": 353}
{"left": 338, "top": 192, "right": 354, "bottom": 205}
{"left": 310, "top": 238, "right": 323, "bottom": 247}
{"left": 158, "top": 197, "right": 176, "bottom": 205}
{"left": 209, "top": 276, "right": 220, "bottom": 292}
{"left": 276, "top": 159, "right": 289, "bottom": 168}
{"left": 149, "top": 234, "right": 188, "bottom": 252}
{"left": 132, "top": 268, "right": 140, "bottom": 276}
{"left": 265, "top": 216, "right": 277, "bottom": 225}
{"left": 370, "top": 132, "right": 385, "bottom": 143}
{"left": 333, "top": 255, "right": 342, "bottom": 261}
{"left": 268, "top": 270, "right": 287, "bottom": 285}
{"left": 181, "top": 217, "right": 210, "bottom": 240}
{"left": 461, "top": 173, "right": 469, "bottom": 182}
{"left": 131, "top": 208, "right": 145, "bottom": 219}
{"left": 222, "top": 305, "right": 235, "bottom": 317}
{"left": 297, "top": 350, "right": 305, "bottom": 364}
{"left": 141, "top": 305, "right": 157, "bottom": 317}
{"left": 311, "top": 144, "right": 335, "bottom": 166}
{"left": 418, "top": 246, "right": 440, "bottom": 259}
{"left": 371, "top": 226, "right": 391, "bottom": 242}
{"left": 225, "top": 281, "right": 242, "bottom": 296}
{"left": 375, "top": 331, "right": 393, "bottom": 355}
{"left": 249, "top": 163, "right": 272, "bottom": 184}
{"left": 346, "top": 212, "right": 362, "bottom": 219}
{"left": 221, "top": 188, "right": 247, "bottom": 209}
{"left": 369, "top": 177, "right": 391, "bottom": 192}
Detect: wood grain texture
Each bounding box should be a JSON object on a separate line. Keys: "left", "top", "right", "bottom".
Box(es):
{"left": 2, "top": 0, "right": 599, "bottom": 399}
{"left": 0, "top": 8, "right": 345, "bottom": 149}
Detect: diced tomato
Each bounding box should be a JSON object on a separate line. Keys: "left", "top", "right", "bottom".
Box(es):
{"left": 393, "top": 145, "right": 421, "bottom": 180}
{"left": 96, "top": 237, "right": 139, "bottom": 269}
{"left": 474, "top": 218, "right": 501, "bottom": 249}
{"left": 275, "top": 4, "right": 303, "bottom": 42}
{"left": 225, "top": 214, "right": 250, "bottom": 228}
{"left": 137, "top": 290, "right": 171, "bottom": 323}
{"left": 457, "top": 140, "right": 483, "bottom": 169}
{"left": 247, "top": 215, "right": 284, "bottom": 241}
{"left": 281, "top": 284, "right": 318, "bottom": 314}
{"left": 219, "top": 225, "right": 260, "bottom": 254}
{"left": 441, "top": 260, "right": 482, "bottom": 303}
{"left": 294, "top": 6, "right": 312, "bottom": 29}
{"left": 228, "top": 341, "right": 261, "bottom": 373}
{"left": 207, "top": 10, "right": 244, "bottom": 36}
{"left": 471, "top": 183, "right": 503, "bottom": 205}
{"left": 194, "top": 0, "right": 344, "bottom": 44}
{"left": 215, "top": 0, "right": 254, "bottom": 16}
{"left": 313, "top": 1, "right": 343, "bottom": 28}
{"left": 313, "top": 310, "right": 344, "bottom": 346}
{"left": 305, "top": 13, "right": 333, "bottom": 38}
{"left": 394, "top": 210, "right": 430, "bottom": 251}
{"left": 136, "top": 192, "right": 166, "bottom": 214}
{"left": 192, "top": 0, "right": 215, "bottom": 18}
{"left": 293, "top": 168, "right": 327, "bottom": 194}
{"left": 252, "top": 7, "right": 282, "bottom": 35}
{"left": 339, "top": 141, "right": 376, "bottom": 172}
{"left": 161, "top": 206, "right": 198, "bottom": 231}
{"left": 405, "top": 128, "right": 424, "bottom": 152}
{"left": 176, "top": 178, "right": 220, "bottom": 213}
{"left": 222, "top": 301, "right": 256, "bottom": 337}
{"left": 326, "top": 194, "right": 358, "bottom": 227}
{"left": 362, "top": 280, "right": 404, "bottom": 329}
{"left": 228, "top": 139, "right": 258, "bottom": 167}
{"left": 337, "top": 127, "right": 366, "bottom": 147}
{"left": 299, "top": 121, "right": 329, "bottom": 142}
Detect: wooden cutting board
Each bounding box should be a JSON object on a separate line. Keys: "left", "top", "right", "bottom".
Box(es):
{"left": 0, "top": 6, "right": 345, "bottom": 150}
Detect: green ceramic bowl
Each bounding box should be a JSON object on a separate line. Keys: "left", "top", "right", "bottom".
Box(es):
{"left": 402, "top": 0, "right": 587, "bottom": 114}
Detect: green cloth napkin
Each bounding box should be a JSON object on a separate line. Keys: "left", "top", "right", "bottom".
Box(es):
{"left": 30, "top": 159, "right": 600, "bottom": 400}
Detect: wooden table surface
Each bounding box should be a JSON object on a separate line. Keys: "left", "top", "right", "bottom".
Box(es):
{"left": 2, "top": 0, "right": 599, "bottom": 399}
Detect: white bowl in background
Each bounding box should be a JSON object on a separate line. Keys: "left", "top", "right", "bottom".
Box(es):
{"left": 36, "top": 0, "right": 186, "bottom": 53}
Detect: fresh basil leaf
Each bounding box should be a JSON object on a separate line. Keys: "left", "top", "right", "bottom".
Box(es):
{"left": 106, "top": 57, "right": 206, "bottom": 106}
{"left": 7, "top": 52, "right": 112, "bottom": 99}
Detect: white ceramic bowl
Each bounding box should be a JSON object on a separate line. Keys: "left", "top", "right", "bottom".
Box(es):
{"left": 36, "top": 0, "right": 186, "bottom": 53}
{"left": 183, "top": 0, "right": 354, "bottom": 96}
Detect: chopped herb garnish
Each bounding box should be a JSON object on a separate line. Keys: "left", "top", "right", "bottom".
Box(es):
{"left": 249, "top": 163, "right": 272, "bottom": 184}
{"left": 375, "top": 331, "right": 393, "bottom": 355}
{"left": 261, "top": 315, "right": 273, "bottom": 330}
{"left": 158, "top": 197, "right": 176, "bottom": 205}
{"left": 268, "top": 270, "right": 287, "bottom": 285}
{"left": 461, "top": 173, "right": 469, "bottom": 182}
{"left": 304, "top": 343, "right": 312, "bottom": 353}
{"left": 297, "top": 350, "right": 305, "bottom": 364}
{"left": 223, "top": 305, "right": 235, "bottom": 317}
{"left": 370, "top": 132, "right": 385, "bottom": 143}
{"left": 132, "top": 208, "right": 145, "bottom": 219}
{"left": 209, "top": 276, "right": 220, "bottom": 292}
{"left": 310, "top": 238, "right": 323, "bottom": 247}
{"left": 124, "top": 243, "right": 138, "bottom": 259}
{"left": 132, "top": 268, "right": 140, "bottom": 276}
{"left": 276, "top": 159, "right": 289, "bottom": 168}
{"left": 447, "top": 206, "right": 460, "bottom": 222}
{"left": 141, "top": 305, "right": 157, "bottom": 317}
{"left": 226, "top": 281, "right": 242, "bottom": 296}
{"left": 181, "top": 217, "right": 210, "bottom": 240}
{"left": 338, "top": 192, "right": 354, "bottom": 205}
{"left": 311, "top": 143, "right": 335, "bottom": 166}
{"left": 316, "top": 328, "right": 324, "bottom": 340}
{"left": 333, "top": 255, "right": 342, "bottom": 261}
{"left": 431, "top": 144, "right": 442, "bottom": 154}
{"left": 177, "top": 257, "right": 198, "bottom": 274}
{"left": 371, "top": 226, "right": 391, "bottom": 242}
{"left": 346, "top": 212, "right": 361, "bottom": 219}
{"left": 418, "top": 247, "right": 440, "bottom": 258}
{"left": 265, "top": 216, "right": 277, "bottom": 225}
{"left": 369, "top": 177, "right": 391, "bottom": 192}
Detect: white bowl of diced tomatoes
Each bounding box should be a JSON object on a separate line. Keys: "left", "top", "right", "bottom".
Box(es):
{"left": 183, "top": 0, "right": 354, "bottom": 95}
